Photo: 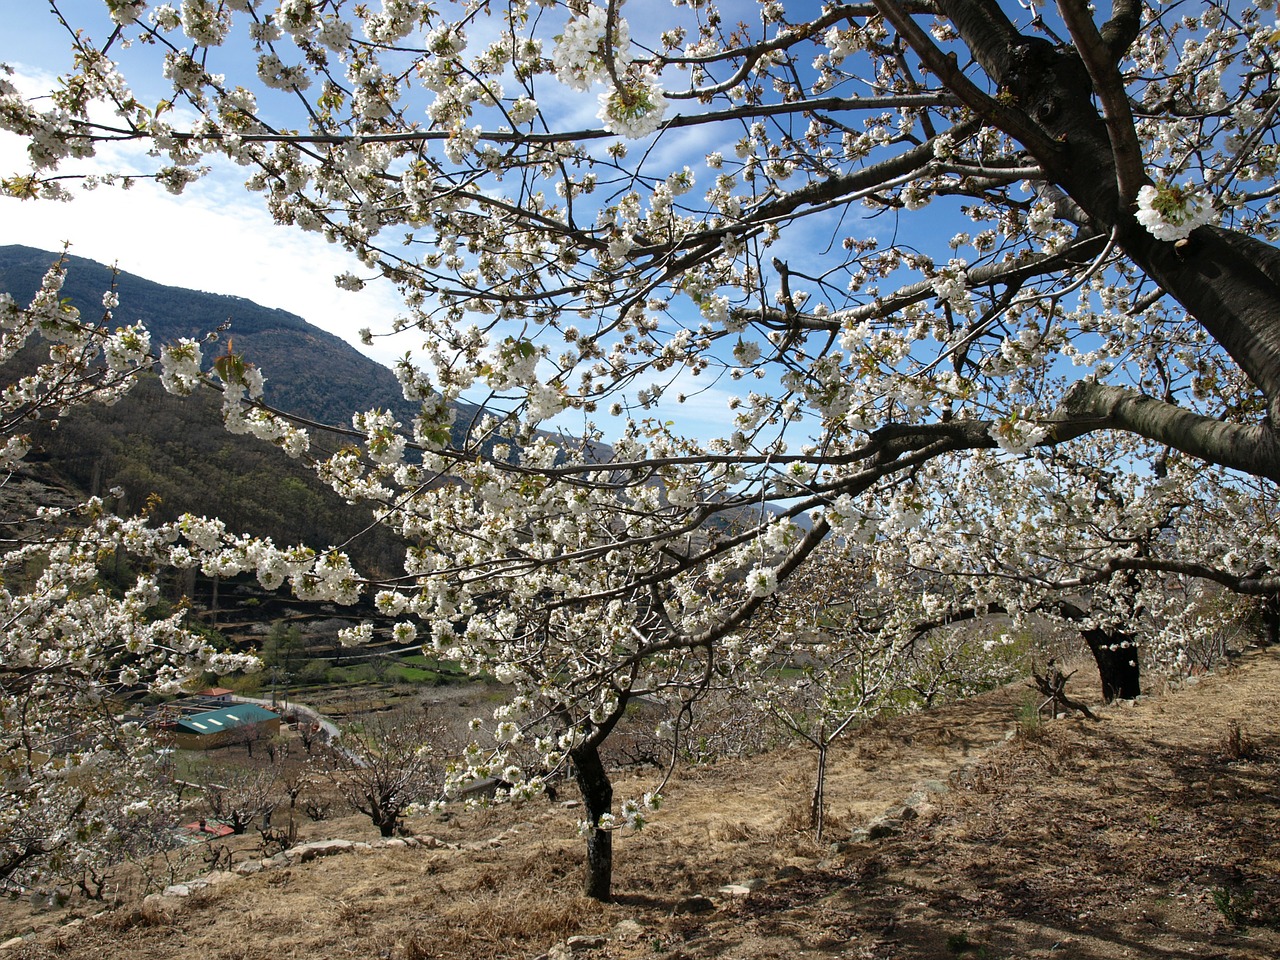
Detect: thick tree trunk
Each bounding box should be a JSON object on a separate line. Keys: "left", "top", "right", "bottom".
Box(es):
{"left": 925, "top": 0, "right": 1280, "bottom": 476}
{"left": 571, "top": 741, "right": 614, "bottom": 902}
{"left": 1262, "top": 594, "right": 1280, "bottom": 648}
{"left": 370, "top": 796, "right": 397, "bottom": 837}
{"left": 1081, "top": 628, "right": 1141, "bottom": 702}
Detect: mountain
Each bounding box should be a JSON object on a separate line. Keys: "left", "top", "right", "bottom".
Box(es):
{"left": 0, "top": 245, "right": 784, "bottom": 553}
{"left": 0, "top": 245, "right": 427, "bottom": 575}
{"left": 0, "top": 244, "right": 481, "bottom": 439}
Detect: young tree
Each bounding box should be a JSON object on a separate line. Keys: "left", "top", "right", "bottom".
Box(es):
{"left": 8, "top": 0, "right": 1280, "bottom": 899}
{"left": 261, "top": 620, "right": 305, "bottom": 675}
{"left": 747, "top": 539, "right": 1031, "bottom": 840}
{"left": 202, "top": 766, "right": 278, "bottom": 835}
{"left": 319, "top": 706, "right": 448, "bottom": 838}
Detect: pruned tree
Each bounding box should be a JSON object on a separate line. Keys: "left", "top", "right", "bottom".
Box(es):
{"left": 746, "top": 539, "right": 1031, "bottom": 840}
{"left": 319, "top": 707, "right": 448, "bottom": 838}
{"left": 202, "top": 767, "right": 279, "bottom": 835}
{"left": 7, "top": 0, "right": 1280, "bottom": 899}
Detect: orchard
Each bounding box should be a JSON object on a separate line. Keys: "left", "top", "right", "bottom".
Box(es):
{"left": 3, "top": 0, "right": 1280, "bottom": 900}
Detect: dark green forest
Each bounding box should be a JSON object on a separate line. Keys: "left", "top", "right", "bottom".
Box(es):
{"left": 0, "top": 245, "right": 434, "bottom": 576}
{"left": 26, "top": 369, "right": 406, "bottom": 577}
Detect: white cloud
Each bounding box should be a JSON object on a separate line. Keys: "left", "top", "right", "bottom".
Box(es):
{"left": 0, "top": 67, "right": 414, "bottom": 369}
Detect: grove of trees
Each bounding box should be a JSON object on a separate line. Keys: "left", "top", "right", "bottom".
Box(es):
{"left": 4, "top": 0, "right": 1280, "bottom": 900}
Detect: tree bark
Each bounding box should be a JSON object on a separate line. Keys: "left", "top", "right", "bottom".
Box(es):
{"left": 810, "top": 738, "right": 828, "bottom": 843}
{"left": 1081, "top": 627, "right": 1141, "bottom": 702}
{"left": 1054, "top": 383, "right": 1280, "bottom": 484}
{"left": 1262, "top": 593, "right": 1280, "bottom": 648}
{"left": 920, "top": 0, "right": 1280, "bottom": 469}
{"left": 571, "top": 740, "right": 614, "bottom": 902}
{"left": 370, "top": 795, "right": 397, "bottom": 837}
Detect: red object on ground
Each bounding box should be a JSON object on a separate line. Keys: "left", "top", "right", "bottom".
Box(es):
{"left": 183, "top": 821, "right": 235, "bottom": 838}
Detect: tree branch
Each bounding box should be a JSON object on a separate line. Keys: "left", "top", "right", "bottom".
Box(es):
{"left": 1055, "top": 0, "right": 1145, "bottom": 205}
{"left": 1053, "top": 381, "right": 1280, "bottom": 484}
{"left": 1098, "top": 0, "right": 1144, "bottom": 62}
{"left": 872, "top": 0, "right": 1065, "bottom": 160}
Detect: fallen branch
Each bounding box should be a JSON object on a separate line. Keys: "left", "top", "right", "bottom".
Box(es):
{"left": 1029, "top": 661, "right": 1098, "bottom": 721}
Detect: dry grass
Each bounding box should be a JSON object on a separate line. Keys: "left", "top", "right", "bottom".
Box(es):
{"left": 5, "top": 650, "right": 1280, "bottom": 960}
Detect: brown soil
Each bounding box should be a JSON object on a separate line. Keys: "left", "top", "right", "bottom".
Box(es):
{"left": 5, "top": 649, "right": 1280, "bottom": 960}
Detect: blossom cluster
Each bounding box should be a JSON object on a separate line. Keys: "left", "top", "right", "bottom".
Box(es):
{"left": 1135, "top": 183, "right": 1218, "bottom": 242}
{"left": 552, "top": 3, "right": 667, "bottom": 138}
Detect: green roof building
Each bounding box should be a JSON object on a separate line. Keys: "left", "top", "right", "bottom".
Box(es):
{"left": 172, "top": 703, "right": 281, "bottom": 750}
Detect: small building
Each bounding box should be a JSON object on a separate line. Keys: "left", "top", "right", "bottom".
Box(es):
{"left": 171, "top": 704, "right": 281, "bottom": 750}
{"left": 196, "top": 687, "right": 235, "bottom": 702}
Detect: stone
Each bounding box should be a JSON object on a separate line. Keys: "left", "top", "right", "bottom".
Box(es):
{"left": 905, "top": 779, "right": 951, "bottom": 809}
{"left": 234, "top": 861, "right": 264, "bottom": 876}
{"left": 613, "top": 920, "right": 645, "bottom": 941}
{"left": 295, "top": 838, "right": 356, "bottom": 861}
{"left": 547, "top": 939, "right": 607, "bottom": 960}
{"left": 864, "top": 818, "right": 899, "bottom": 840}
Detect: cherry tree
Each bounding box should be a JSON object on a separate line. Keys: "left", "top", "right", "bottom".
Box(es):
{"left": 742, "top": 545, "right": 905, "bottom": 844}
{"left": 861, "top": 437, "right": 1279, "bottom": 701}
{"left": 202, "top": 766, "right": 278, "bottom": 835}
{"left": 5, "top": 0, "right": 1280, "bottom": 899}
{"left": 0, "top": 263, "right": 263, "bottom": 891}
{"left": 319, "top": 706, "right": 449, "bottom": 837}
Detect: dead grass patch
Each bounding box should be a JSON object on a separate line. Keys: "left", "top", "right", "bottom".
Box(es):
{"left": 8, "top": 651, "right": 1280, "bottom": 960}
{"left": 1220, "top": 718, "right": 1256, "bottom": 761}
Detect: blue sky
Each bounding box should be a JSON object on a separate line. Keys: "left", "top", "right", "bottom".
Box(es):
{"left": 0, "top": 2, "right": 411, "bottom": 368}
{"left": 0, "top": 1, "right": 767, "bottom": 442}
{"left": 6, "top": 0, "right": 1029, "bottom": 453}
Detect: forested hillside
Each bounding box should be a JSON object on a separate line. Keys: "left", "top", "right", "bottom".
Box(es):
{"left": 23, "top": 371, "right": 406, "bottom": 577}
{"left": 0, "top": 246, "right": 425, "bottom": 575}
{"left": 0, "top": 244, "right": 481, "bottom": 438}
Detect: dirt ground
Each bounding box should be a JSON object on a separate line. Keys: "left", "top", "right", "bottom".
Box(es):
{"left": 4, "top": 648, "right": 1279, "bottom": 960}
